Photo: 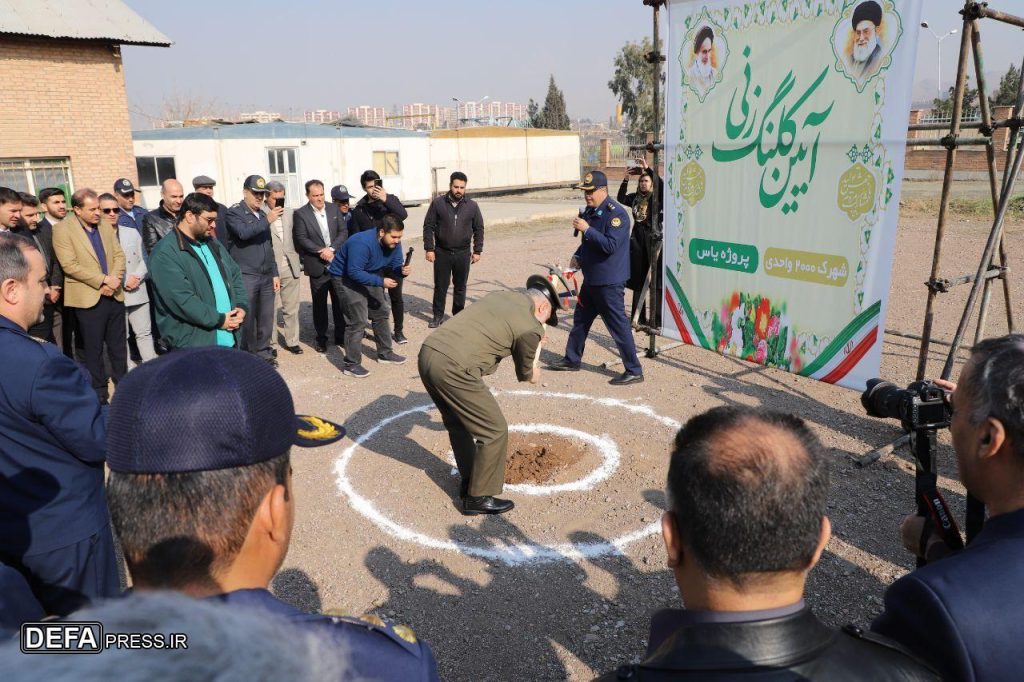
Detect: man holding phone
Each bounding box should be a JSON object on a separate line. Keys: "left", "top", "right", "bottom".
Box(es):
{"left": 350, "top": 170, "right": 410, "bottom": 344}
{"left": 263, "top": 182, "right": 302, "bottom": 355}
{"left": 149, "top": 193, "right": 249, "bottom": 350}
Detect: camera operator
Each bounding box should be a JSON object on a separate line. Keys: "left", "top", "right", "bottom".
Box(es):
{"left": 871, "top": 334, "right": 1024, "bottom": 682}
{"left": 618, "top": 157, "right": 663, "bottom": 327}
{"left": 350, "top": 171, "right": 409, "bottom": 344}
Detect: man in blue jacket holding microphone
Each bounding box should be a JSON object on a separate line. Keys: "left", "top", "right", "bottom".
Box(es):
{"left": 329, "top": 214, "right": 411, "bottom": 377}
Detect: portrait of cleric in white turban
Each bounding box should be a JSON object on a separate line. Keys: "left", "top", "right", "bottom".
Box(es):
{"left": 684, "top": 22, "right": 728, "bottom": 100}
{"left": 833, "top": 0, "right": 900, "bottom": 88}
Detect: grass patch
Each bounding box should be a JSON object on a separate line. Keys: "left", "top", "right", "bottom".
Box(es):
{"left": 901, "top": 194, "right": 1024, "bottom": 220}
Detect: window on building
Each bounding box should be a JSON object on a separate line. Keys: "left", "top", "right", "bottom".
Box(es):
{"left": 267, "top": 147, "right": 300, "bottom": 205}
{"left": 136, "top": 156, "right": 176, "bottom": 187}
{"left": 0, "top": 158, "right": 73, "bottom": 196}
{"left": 373, "top": 151, "right": 400, "bottom": 177}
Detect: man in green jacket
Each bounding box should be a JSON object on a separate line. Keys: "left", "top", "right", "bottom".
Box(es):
{"left": 149, "top": 193, "right": 248, "bottom": 349}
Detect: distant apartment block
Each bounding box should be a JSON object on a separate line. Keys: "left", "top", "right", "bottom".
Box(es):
{"left": 240, "top": 111, "right": 282, "bottom": 123}
{"left": 456, "top": 101, "right": 527, "bottom": 125}
{"left": 304, "top": 109, "right": 342, "bottom": 123}
{"left": 400, "top": 103, "right": 458, "bottom": 129}
{"left": 347, "top": 105, "right": 388, "bottom": 128}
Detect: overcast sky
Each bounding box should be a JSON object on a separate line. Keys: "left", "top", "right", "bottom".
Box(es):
{"left": 121, "top": 0, "right": 1022, "bottom": 127}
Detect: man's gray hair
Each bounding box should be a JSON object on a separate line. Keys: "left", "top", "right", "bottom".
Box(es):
{"left": 266, "top": 181, "right": 286, "bottom": 192}
{"left": 527, "top": 288, "right": 551, "bottom": 310}
{"left": 0, "top": 232, "right": 38, "bottom": 284}
{"left": 0, "top": 591, "right": 347, "bottom": 680}
{"left": 964, "top": 334, "right": 1024, "bottom": 462}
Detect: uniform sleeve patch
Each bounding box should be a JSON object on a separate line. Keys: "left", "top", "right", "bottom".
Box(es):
{"left": 611, "top": 217, "right": 622, "bottom": 228}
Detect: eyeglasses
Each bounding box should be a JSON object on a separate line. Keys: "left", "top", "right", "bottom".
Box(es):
{"left": 101, "top": 208, "right": 119, "bottom": 214}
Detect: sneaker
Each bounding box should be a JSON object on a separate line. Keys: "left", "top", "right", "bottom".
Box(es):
{"left": 343, "top": 364, "right": 370, "bottom": 378}
{"left": 378, "top": 351, "right": 407, "bottom": 364}
{"left": 393, "top": 331, "right": 408, "bottom": 344}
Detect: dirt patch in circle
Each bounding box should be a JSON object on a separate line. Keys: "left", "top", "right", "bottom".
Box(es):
{"left": 504, "top": 432, "right": 589, "bottom": 485}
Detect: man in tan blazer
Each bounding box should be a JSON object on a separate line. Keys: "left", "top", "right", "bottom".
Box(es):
{"left": 265, "top": 181, "right": 302, "bottom": 354}
{"left": 52, "top": 189, "right": 127, "bottom": 403}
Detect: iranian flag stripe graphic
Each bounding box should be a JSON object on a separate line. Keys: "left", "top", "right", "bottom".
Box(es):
{"left": 799, "top": 300, "right": 882, "bottom": 381}
{"left": 664, "top": 269, "right": 712, "bottom": 349}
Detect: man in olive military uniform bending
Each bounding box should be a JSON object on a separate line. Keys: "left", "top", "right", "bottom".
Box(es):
{"left": 419, "top": 277, "right": 561, "bottom": 515}
{"left": 104, "top": 347, "right": 439, "bottom": 681}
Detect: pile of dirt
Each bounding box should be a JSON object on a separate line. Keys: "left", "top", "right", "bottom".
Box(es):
{"left": 504, "top": 433, "right": 587, "bottom": 484}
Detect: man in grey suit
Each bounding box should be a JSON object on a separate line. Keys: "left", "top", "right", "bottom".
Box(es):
{"left": 292, "top": 179, "right": 347, "bottom": 353}
{"left": 264, "top": 182, "right": 302, "bottom": 355}
{"left": 99, "top": 193, "right": 156, "bottom": 368}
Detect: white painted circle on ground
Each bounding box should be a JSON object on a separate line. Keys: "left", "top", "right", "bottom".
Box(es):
{"left": 444, "top": 423, "right": 620, "bottom": 496}
{"left": 333, "top": 391, "right": 680, "bottom": 564}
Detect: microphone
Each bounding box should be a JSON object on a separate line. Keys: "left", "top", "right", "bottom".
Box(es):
{"left": 404, "top": 246, "right": 415, "bottom": 267}
{"left": 574, "top": 208, "right": 585, "bottom": 238}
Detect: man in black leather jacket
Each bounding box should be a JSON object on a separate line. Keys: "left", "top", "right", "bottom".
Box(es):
{"left": 598, "top": 406, "right": 938, "bottom": 681}
{"left": 141, "top": 179, "right": 184, "bottom": 255}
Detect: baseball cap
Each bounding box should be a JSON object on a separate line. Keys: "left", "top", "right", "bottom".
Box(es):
{"left": 106, "top": 347, "right": 346, "bottom": 474}
{"left": 330, "top": 185, "right": 353, "bottom": 202}
{"left": 192, "top": 175, "right": 217, "bottom": 189}
{"left": 574, "top": 171, "right": 608, "bottom": 191}
{"left": 244, "top": 175, "right": 269, "bottom": 193}
{"left": 114, "top": 178, "right": 137, "bottom": 195}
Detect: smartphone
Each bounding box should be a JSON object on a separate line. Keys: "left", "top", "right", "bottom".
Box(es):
{"left": 373, "top": 179, "right": 383, "bottom": 188}
{"left": 626, "top": 159, "right": 640, "bottom": 170}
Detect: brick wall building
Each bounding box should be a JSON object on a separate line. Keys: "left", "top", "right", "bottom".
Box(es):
{"left": 0, "top": 1, "right": 169, "bottom": 197}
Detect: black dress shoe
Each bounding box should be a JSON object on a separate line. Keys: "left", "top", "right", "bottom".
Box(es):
{"left": 462, "top": 496, "right": 515, "bottom": 515}
{"left": 314, "top": 340, "right": 327, "bottom": 353}
{"left": 609, "top": 372, "right": 644, "bottom": 386}
{"left": 428, "top": 317, "right": 442, "bottom": 329}
{"left": 283, "top": 344, "right": 303, "bottom": 355}
{"left": 546, "top": 358, "right": 581, "bottom": 372}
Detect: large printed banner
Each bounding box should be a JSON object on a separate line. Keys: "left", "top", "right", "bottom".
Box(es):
{"left": 661, "top": 0, "right": 922, "bottom": 389}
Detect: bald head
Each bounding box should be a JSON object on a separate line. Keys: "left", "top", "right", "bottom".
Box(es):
{"left": 667, "top": 406, "right": 829, "bottom": 585}
{"left": 161, "top": 179, "right": 184, "bottom": 214}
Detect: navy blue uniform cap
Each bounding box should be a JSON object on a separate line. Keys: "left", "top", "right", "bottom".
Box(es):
{"left": 106, "top": 347, "right": 345, "bottom": 474}
{"left": 330, "top": 185, "right": 353, "bottom": 202}
{"left": 574, "top": 170, "right": 608, "bottom": 191}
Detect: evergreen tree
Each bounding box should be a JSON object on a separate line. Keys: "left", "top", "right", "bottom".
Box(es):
{"left": 527, "top": 98, "right": 540, "bottom": 128}
{"left": 538, "top": 75, "right": 571, "bottom": 130}
{"left": 991, "top": 63, "right": 1021, "bottom": 107}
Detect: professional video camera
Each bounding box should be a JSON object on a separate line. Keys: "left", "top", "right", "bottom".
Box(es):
{"left": 861, "top": 378, "right": 965, "bottom": 564}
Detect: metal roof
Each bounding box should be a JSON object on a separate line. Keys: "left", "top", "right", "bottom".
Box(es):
{"left": 0, "top": 0, "right": 171, "bottom": 47}
{"left": 133, "top": 122, "right": 430, "bottom": 141}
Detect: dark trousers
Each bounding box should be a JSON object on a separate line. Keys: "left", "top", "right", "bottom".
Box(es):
{"left": 334, "top": 277, "right": 392, "bottom": 366}
{"left": 242, "top": 273, "right": 275, "bottom": 358}
{"left": 51, "top": 304, "right": 64, "bottom": 351}
{"left": 387, "top": 276, "right": 405, "bottom": 334}
{"left": 4, "top": 524, "right": 121, "bottom": 617}
{"left": 75, "top": 296, "right": 127, "bottom": 402}
{"left": 419, "top": 346, "right": 508, "bottom": 497}
{"left": 564, "top": 282, "right": 642, "bottom": 376}
{"left": 432, "top": 247, "right": 471, "bottom": 319}
{"left": 310, "top": 273, "right": 344, "bottom": 344}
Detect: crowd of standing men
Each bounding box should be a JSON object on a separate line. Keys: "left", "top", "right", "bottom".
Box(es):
{"left": 0, "top": 167, "right": 488, "bottom": 383}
